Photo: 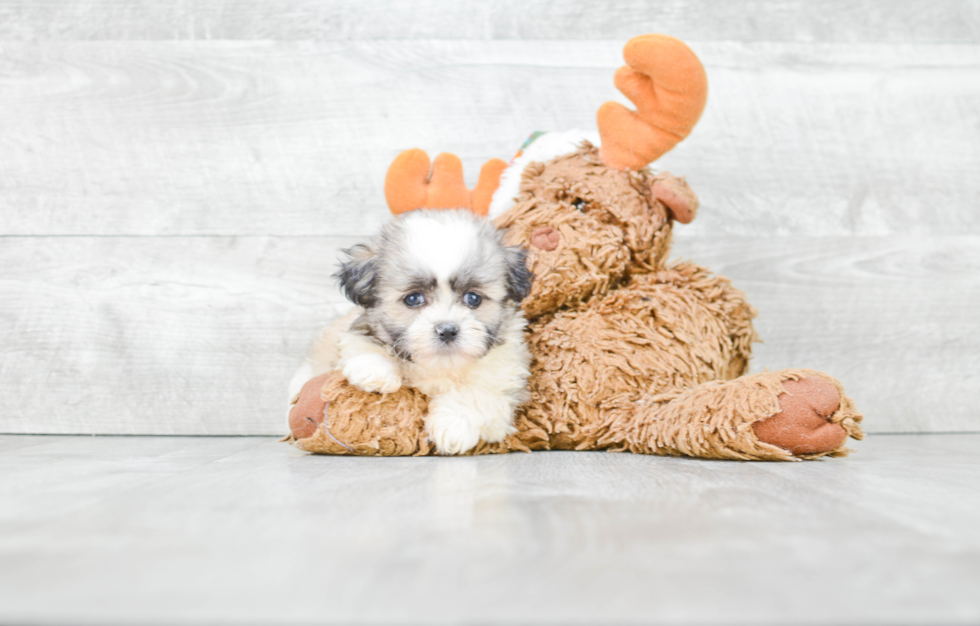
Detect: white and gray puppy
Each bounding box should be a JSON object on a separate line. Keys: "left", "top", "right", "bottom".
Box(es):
{"left": 290, "top": 209, "right": 533, "bottom": 454}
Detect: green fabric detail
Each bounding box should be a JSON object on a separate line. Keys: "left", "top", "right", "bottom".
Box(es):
{"left": 520, "top": 131, "right": 548, "bottom": 153}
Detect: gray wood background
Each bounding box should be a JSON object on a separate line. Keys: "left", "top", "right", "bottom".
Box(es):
{"left": 1, "top": 1, "right": 978, "bottom": 435}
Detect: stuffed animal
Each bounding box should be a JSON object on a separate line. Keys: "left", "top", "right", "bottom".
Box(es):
{"left": 287, "top": 34, "right": 864, "bottom": 460}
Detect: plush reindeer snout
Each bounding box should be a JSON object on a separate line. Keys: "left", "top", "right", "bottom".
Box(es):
{"left": 530, "top": 226, "right": 560, "bottom": 251}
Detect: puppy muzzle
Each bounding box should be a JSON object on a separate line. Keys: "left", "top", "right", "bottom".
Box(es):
{"left": 435, "top": 322, "right": 459, "bottom": 343}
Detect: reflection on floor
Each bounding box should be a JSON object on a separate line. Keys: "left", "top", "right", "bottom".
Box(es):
{"left": 0, "top": 433, "right": 977, "bottom": 625}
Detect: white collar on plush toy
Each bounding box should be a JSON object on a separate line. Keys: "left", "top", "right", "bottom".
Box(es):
{"left": 487, "top": 129, "right": 601, "bottom": 220}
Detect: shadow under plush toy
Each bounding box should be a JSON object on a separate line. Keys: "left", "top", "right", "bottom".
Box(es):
{"left": 287, "top": 34, "right": 864, "bottom": 460}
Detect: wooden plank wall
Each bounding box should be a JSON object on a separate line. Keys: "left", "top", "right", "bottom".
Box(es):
{"left": 1, "top": 2, "right": 978, "bottom": 435}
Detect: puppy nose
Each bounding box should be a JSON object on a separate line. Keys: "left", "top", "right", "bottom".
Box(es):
{"left": 435, "top": 322, "right": 459, "bottom": 342}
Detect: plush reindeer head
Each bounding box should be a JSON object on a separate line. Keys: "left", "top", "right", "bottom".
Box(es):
{"left": 383, "top": 34, "right": 707, "bottom": 321}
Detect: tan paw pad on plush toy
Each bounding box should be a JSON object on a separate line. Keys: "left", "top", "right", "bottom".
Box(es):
{"left": 287, "top": 34, "right": 863, "bottom": 460}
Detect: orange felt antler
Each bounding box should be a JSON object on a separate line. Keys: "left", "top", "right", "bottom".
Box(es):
{"left": 384, "top": 149, "right": 507, "bottom": 216}
{"left": 597, "top": 34, "right": 708, "bottom": 171}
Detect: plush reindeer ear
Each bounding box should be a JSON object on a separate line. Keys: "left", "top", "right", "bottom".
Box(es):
{"left": 503, "top": 245, "right": 533, "bottom": 303}
{"left": 651, "top": 173, "right": 699, "bottom": 224}
{"left": 384, "top": 149, "right": 507, "bottom": 216}
{"left": 334, "top": 244, "right": 379, "bottom": 307}
{"left": 598, "top": 34, "right": 708, "bottom": 171}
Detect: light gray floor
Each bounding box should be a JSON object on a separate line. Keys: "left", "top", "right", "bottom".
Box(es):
{"left": 1, "top": 434, "right": 978, "bottom": 625}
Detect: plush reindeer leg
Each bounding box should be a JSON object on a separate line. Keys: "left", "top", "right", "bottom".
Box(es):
{"left": 290, "top": 372, "right": 433, "bottom": 456}
{"left": 752, "top": 377, "right": 853, "bottom": 455}
{"left": 287, "top": 373, "right": 332, "bottom": 440}
{"left": 622, "top": 370, "right": 864, "bottom": 461}
{"left": 288, "top": 372, "right": 529, "bottom": 457}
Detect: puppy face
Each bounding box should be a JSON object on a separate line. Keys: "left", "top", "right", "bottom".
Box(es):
{"left": 337, "top": 209, "right": 532, "bottom": 368}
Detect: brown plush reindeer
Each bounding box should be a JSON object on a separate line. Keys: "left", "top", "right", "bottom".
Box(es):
{"left": 287, "top": 34, "right": 863, "bottom": 460}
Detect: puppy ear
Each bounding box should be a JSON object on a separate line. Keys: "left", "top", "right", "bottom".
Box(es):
{"left": 335, "top": 244, "right": 379, "bottom": 307}
{"left": 504, "top": 246, "right": 533, "bottom": 302}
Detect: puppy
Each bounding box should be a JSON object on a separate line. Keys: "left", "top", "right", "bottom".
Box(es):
{"left": 289, "top": 209, "right": 533, "bottom": 454}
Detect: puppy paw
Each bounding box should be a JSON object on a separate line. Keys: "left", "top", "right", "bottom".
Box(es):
{"left": 479, "top": 415, "right": 517, "bottom": 444}
{"left": 341, "top": 354, "right": 402, "bottom": 395}
{"left": 425, "top": 403, "right": 482, "bottom": 455}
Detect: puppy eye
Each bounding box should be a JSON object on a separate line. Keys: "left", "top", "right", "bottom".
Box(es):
{"left": 463, "top": 292, "right": 482, "bottom": 308}
{"left": 571, "top": 198, "right": 588, "bottom": 211}
{"left": 403, "top": 292, "right": 425, "bottom": 307}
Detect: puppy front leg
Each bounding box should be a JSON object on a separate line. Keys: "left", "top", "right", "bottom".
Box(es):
{"left": 423, "top": 331, "right": 530, "bottom": 454}
{"left": 338, "top": 332, "right": 403, "bottom": 395}
{"left": 425, "top": 387, "right": 519, "bottom": 455}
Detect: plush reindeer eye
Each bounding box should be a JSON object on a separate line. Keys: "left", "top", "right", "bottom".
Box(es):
{"left": 403, "top": 292, "right": 425, "bottom": 307}
{"left": 463, "top": 292, "right": 482, "bottom": 308}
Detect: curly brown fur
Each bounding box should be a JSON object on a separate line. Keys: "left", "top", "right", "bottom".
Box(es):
{"left": 516, "top": 262, "right": 759, "bottom": 452}
{"left": 495, "top": 143, "right": 674, "bottom": 318}
{"left": 290, "top": 141, "right": 863, "bottom": 461}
